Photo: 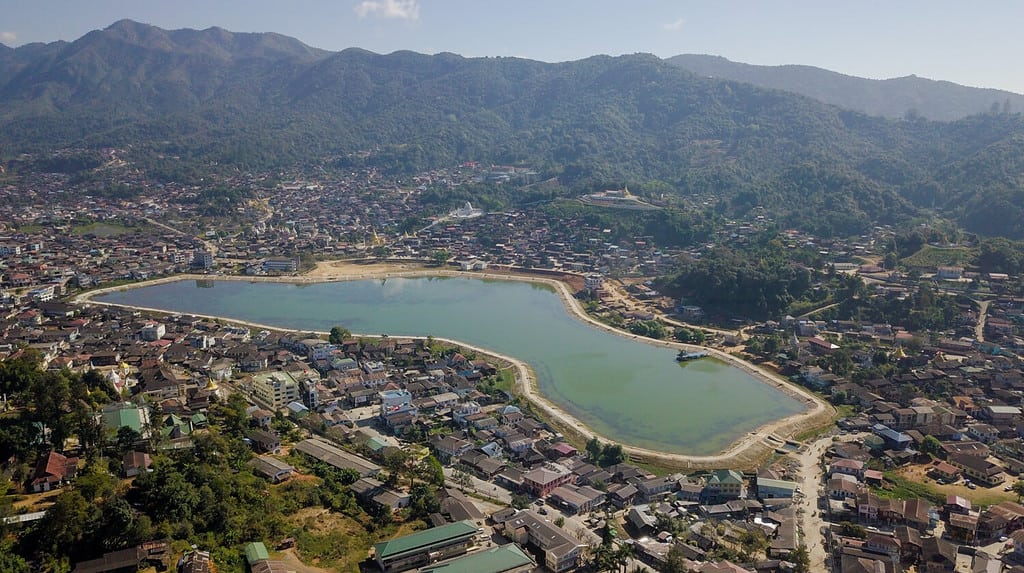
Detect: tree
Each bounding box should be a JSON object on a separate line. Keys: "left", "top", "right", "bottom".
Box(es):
{"left": 430, "top": 249, "right": 450, "bottom": 266}
{"left": 1012, "top": 480, "right": 1024, "bottom": 502}
{"left": 789, "top": 545, "right": 810, "bottom": 573}
{"left": 586, "top": 437, "right": 603, "bottom": 463}
{"left": 662, "top": 543, "right": 690, "bottom": 573}
{"left": 921, "top": 435, "right": 942, "bottom": 457}
{"left": 600, "top": 443, "right": 627, "bottom": 467}
{"left": 383, "top": 448, "right": 413, "bottom": 487}
{"left": 114, "top": 426, "right": 142, "bottom": 456}
{"left": 451, "top": 468, "right": 473, "bottom": 492}
{"left": 33, "top": 489, "right": 98, "bottom": 560}
{"left": 408, "top": 483, "right": 440, "bottom": 519}
{"left": 674, "top": 327, "right": 705, "bottom": 344}
{"left": 328, "top": 326, "right": 351, "bottom": 345}
{"left": 420, "top": 455, "right": 446, "bottom": 486}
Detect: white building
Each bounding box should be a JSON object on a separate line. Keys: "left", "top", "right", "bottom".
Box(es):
{"left": 140, "top": 322, "right": 166, "bottom": 341}
{"left": 251, "top": 371, "right": 301, "bottom": 409}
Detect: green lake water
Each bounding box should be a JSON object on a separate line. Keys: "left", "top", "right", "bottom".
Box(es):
{"left": 94, "top": 276, "right": 804, "bottom": 454}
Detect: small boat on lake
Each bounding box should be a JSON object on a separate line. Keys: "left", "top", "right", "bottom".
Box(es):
{"left": 676, "top": 350, "right": 709, "bottom": 362}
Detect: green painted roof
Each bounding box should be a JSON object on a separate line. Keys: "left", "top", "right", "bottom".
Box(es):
{"left": 708, "top": 469, "right": 743, "bottom": 485}
{"left": 756, "top": 477, "right": 798, "bottom": 491}
{"left": 244, "top": 542, "right": 269, "bottom": 564}
{"left": 374, "top": 520, "right": 478, "bottom": 560}
{"left": 419, "top": 544, "right": 534, "bottom": 573}
{"left": 366, "top": 436, "right": 389, "bottom": 452}
{"left": 101, "top": 404, "right": 144, "bottom": 433}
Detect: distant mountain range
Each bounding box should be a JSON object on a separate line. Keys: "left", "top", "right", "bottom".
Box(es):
{"left": 667, "top": 54, "right": 1024, "bottom": 121}
{"left": 2, "top": 20, "right": 1024, "bottom": 239}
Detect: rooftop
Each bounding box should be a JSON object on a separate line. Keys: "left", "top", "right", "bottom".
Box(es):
{"left": 374, "top": 520, "right": 479, "bottom": 560}
{"left": 418, "top": 543, "right": 533, "bottom": 573}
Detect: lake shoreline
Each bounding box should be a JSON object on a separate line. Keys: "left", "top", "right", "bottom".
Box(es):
{"left": 75, "top": 261, "right": 833, "bottom": 470}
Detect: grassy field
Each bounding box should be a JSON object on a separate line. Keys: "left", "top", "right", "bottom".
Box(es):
{"left": 71, "top": 221, "right": 142, "bottom": 237}
{"left": 288, "top": 507, "right": 391, "bottom": 572}
{"left": 892, "top": 465, "right": 1018, "bottom": 507}
{"left": 792, "top": 403, "right": 852, "bottom": 443}
{"left": 901, "top": 245, "right": 976, "bottom": 270}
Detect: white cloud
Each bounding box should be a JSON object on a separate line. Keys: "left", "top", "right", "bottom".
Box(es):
{"left": 662, "top": 18, "right": 685, "bottom": 32}
{"left": 0, "top": 31, "right": 16, "bottom": 45}
{"left": 354, "top": 0, "right": 420, "bottom": 20}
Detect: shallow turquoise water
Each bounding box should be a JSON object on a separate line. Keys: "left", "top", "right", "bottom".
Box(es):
{"left": 95, "top": 276, "right": 803, "bottom": 454}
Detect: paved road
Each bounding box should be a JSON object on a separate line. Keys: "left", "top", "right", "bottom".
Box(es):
{"left": 443, "top": 466, "right": 512, "bottom": 505}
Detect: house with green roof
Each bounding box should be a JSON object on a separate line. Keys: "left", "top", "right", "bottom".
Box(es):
{"left": 418, "top": 543, "right": 535, "bottom": 573}
{"left": 101, "top": 402, "right": 149, "bottom": 435}
{"left": 243, "top": 541, "right": 269, "bottom": 565}
{"left": 373, "top": 520, "right": 479, "bottom": 572}
{"left": 755, "top": 477, "right": 799, "bottom": 499}
{"left": 702, "top": 469, "right": 746, "bottom": 503}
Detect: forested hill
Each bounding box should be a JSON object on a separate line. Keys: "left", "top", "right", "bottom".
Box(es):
{"left": 667, "top": 54, "right": 1024, "bottom": 121}
{"left": 3, "top": 21, "right": 1024, "bottom": 238}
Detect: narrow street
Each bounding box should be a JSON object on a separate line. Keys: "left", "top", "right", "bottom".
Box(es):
{"left": 975, "top": 299, "right": 990, "bottom": 343}
{"left": 794, "top": 435, "right": 833, "bottom": 570}
{"left": 442, "top": 466, "right": 512, "bottom": 505}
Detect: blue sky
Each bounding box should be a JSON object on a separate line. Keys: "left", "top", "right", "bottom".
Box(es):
{"left": 2, "top": 0, "right": 1023, "bottom": 93}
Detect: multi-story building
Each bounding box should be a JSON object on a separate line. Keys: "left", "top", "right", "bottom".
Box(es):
{"left": 263, "top": 257, "right": 298, "bottom": 273}
{"left": 192, "top": 249, "right": 214, "bottom": 269}
{"left": 702, "top": 469, "right": 746, "bottom": 503}
{"left": 251, "top": 371, "right": 301, "bottom": 409}
{"left": 140, "top": 321, "right": 166, "bottom": 341}
{"left": 522, "top": 463, "right": 573, "bottom": 498}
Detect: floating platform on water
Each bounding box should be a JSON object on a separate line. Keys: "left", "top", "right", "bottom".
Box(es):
{"left": 676, "top": 351, "right": 709, "bottom": 362}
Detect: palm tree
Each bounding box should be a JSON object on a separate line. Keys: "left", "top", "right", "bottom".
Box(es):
{"left": 612, "top": 542, "right": 636, "bottom": 572}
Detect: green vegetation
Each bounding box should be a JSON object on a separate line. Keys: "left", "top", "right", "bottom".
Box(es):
{"left": 0, "top": 357, "right": 435, "bottom": 572}
{"left": 7, "top": 22, "right": 1024, "bottom": 238}
{"left": 329, "top": 326, "right": 352, "bottom": 344}
{"left": 876, "top": 471, "right": 945, "bottom": 505}
{"left": 71, "top": 221, "right": 141, "bottom": 237}
{"left": 585, "top": 437, "right": 628, "bottom": 467}
{"left": 659, "top": 239, "right": 816, "bottom": 319}
{"left": 900, "top": 245, "right": 976, "bottom": 269}
{"left": 667, "top": 54, "right": 1024, "bottom": 121}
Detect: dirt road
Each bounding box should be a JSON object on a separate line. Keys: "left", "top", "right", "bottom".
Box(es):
{"left": 794, "top": 435, "right": 833, "bottom": 570}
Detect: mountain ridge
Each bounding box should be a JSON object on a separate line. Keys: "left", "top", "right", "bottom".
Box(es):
{"left": 2, "top": 21, "right": 1024, "bottom": 239}
{"left": 667, "top": 53, "right": 1024, "bottom": 121}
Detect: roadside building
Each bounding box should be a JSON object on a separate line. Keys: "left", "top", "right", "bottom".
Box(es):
{"left": 373, "top": 520, "right": 479, "bottom": 572}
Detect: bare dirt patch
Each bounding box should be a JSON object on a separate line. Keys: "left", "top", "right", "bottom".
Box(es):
{"left": 895, "top": 464, "right": 1017, "bottom": 506}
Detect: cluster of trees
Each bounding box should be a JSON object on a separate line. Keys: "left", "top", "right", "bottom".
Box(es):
{"left": 628, "top": 319, "right": 667, "bottom": 339}
{"left": 584, "top": 437, "right": 627, "bottom": 467}
{"left": 828, "top": 282, "right": 964, "bottom": 332}
{"left": 0, "top": 353, "right": 447, "bottom": 572}
{"left": 674, "top": 327, "right": 706, "bottom": 344}
{"left": 976, "top": 237, "right": 1024, "bottom": 274}
{"left": 0, "top": 352, "right": 116, "bottom": 475}
{"left": 660, "top": 241, "right": 814, "bottom": 320}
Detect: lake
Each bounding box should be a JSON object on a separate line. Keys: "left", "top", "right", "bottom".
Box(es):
{"left": 93, "top": 276, "right": 804, "bottom": 454}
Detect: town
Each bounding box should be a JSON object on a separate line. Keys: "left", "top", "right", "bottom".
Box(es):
{"left": 4, "top": 152, "right": 1024, "bottom": 573}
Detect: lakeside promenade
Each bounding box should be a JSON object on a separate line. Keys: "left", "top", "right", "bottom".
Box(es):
{"left": 76, "top": 261, "right": 834, "bottom": 470}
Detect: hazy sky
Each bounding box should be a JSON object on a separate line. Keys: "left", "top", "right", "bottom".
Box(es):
{"left": 2, "top": 0, "right": 1022, "bottom": 94}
